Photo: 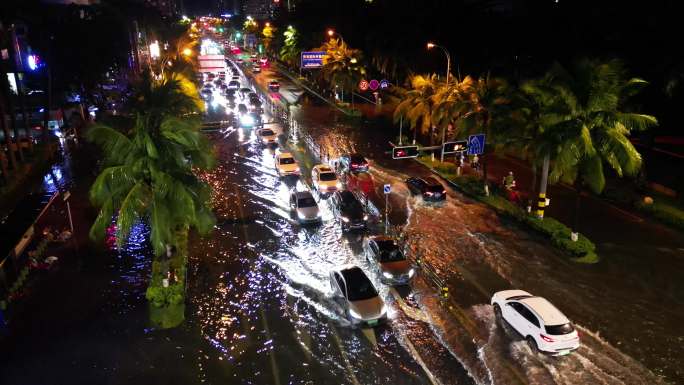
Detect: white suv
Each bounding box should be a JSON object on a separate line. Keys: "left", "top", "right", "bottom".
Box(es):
{"left": 312, "top": 164, "right": 341, "bottom": 194}
{"left": 491, "top": 290, "right": 580, "bottom": 356}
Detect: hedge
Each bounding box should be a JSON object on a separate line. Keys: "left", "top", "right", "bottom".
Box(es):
{"left": 636, "top": 199, "right": 684, "bottom": 231}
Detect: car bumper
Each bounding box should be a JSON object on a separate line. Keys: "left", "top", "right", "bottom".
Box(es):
{"left": 342, "top": 221, "right": 366, "bottom": 231}
{"left": 349, "top": 314, "right": 387, "bottom": 327}
{"left": 381, "top": 274, "right": 413, "bottom": 285}
{"left": 541, "top": 343, "right": 580, "bottom": 356}
{"left": 298, "top": 217, "right": 322, "bottom": 224}
{"left": 422, "top": 194, "right": 446, "bottom": 202}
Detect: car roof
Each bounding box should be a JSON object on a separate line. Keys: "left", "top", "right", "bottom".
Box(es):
{"left": 519, "top": 297, "right": 570, "bottom": 325}
{"left": 278, "top": 152, "right": 294, "bottom": 158}
{"left": 315, "top": 165, "right": 334, "bottom": 172}
{"left": 349, "top": 153, "right": 366, "bottom": 161}
{"left": 294, "top": 191, "right": 313, "bottom": 199}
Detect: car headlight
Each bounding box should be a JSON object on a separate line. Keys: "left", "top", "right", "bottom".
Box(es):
{"left": 349, "top": 308, "right": 363, "bottom": 319}
{"left": 341, "top": 216, "right": 350, "bottom": 223}
{"left": 363, "top": 215, "right": 369, "bottom": 221}
{"left": 316, "top": 211, "right": 322, "bottom": 218}
{"left": 382, "top": 272, "right": 393, "bottom": 279}
{"left": 297, "top": 212, "right": 306, "bottom": 220}
{"left": 380, "top": 305, "right": 388, "bottom": 315}
{"left": 240, "top": 115, "right": 254, "bottom": 126}
{"left": 336, "top": 182, "right": 342, "bottom": 189}
{"left": 408, "top": 268, "right": 416, "bottom": 278}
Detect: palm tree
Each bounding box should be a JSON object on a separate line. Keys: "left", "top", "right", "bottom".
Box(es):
{"left": 88, "top": 72, "right": 215, "bottom": 277}
{"left": 452, "top": 74, "right": 515, "bottom": 185}
{"left": 431, "top": 75, "right": 477, "bottom": 152}
{"left": 522, "top": 59, "right": 657, "bottom": 230}
{"left": 279, "top": 26, "right": 300, "bottom": 69}
{"left": 393, "top": 74, "right": 444, "bottom": 145}
{"left": 317, "top": 38, "right": 366, "bottom": 106}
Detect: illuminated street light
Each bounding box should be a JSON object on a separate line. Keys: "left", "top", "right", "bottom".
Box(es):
{"left": 149, "top": 41, "right": 161, "bottom": 59}
{"left": 350, "top": 58, "right": 357, "bottom": 64}
{"left": 183, "top": 48, "right": 192, "bottom": 57}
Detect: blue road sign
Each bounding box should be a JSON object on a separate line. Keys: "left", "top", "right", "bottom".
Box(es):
{"left": 467, "top": 134, "right": 485, "bottom": 155}
{"left": 380, "top": 79, "right": 390, "bottom": 89}
{"left": 301, "top": 51, "right": 326, "bottom": 68}
{"left": 383, "top": 184, "right": 391, "bottom": 194}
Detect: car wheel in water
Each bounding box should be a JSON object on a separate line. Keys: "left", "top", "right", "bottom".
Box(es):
{"left": 526, "top": 336, "right": 538, "bottom": 353}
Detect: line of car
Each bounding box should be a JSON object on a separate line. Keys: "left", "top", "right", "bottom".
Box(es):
{"left": 231, "top": 54, "right": 582, "bottom": 355}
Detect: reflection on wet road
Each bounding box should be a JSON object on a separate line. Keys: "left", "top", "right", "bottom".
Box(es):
{"left": 188, "top": 112, "right": 473, "bottom": 384}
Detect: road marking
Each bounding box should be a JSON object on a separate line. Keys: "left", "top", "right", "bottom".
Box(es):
{"left": 329, "top": 324, "right": 362, "bottom": 385}
{"left": 260, "top": 308, "right": 282, "bottom": 385}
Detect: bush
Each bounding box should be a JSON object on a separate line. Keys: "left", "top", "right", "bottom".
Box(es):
{"left": 636, "top": 199, "right": 684, "bottom": 230}
{"left": 525, "top": 217, "right": 596, "bottom": 258}
{"left": 146, "top": 282, "right": 185, "bottom": 308}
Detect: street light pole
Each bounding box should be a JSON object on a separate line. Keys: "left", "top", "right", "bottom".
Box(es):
{"left": 428, "top": 42, "right": 451, "bottom": 162}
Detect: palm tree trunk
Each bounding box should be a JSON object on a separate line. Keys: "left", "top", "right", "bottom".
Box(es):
{"left": 573, "top": 180, "right": 582, "bottom": 241}
{"left": 537, "top": 154, "right": 550, "bottom": 218}
{"left": 528, "top": 162, "right": 537, "bottom": 212}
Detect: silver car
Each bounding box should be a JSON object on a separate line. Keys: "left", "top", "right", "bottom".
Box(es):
{"left": 290, "top": 191, "right": 321, "bottom": 224}
{"left": 330, "top": 265, "right": 387, "bottom": 326}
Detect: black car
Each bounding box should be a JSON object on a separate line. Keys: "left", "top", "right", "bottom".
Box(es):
{"left": 239, "top": 87, "right": 252, "bottom": 98}
{"left": 339, "top": 154, "right": 369, "bottom": 173}
{"left": 228, "top": 80, "right": 240, "bottom": 90}
{"left": 405, "top": 177, "right": 446, "bottom": 201}
{"left": 249, "top": 98, "right": 262, "bottom": 109}
{"left": 331, "top": 190, "right": 368, "bottom": 232}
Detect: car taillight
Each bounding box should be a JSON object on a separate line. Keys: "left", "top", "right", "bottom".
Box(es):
{"left": 442, "top": 190, "right": 446, "bottom": 194}
{"left": 425, "top": 192, "right": 433, "bottom": 196}
{"left": 351, "top": 164, "right": 358, "bottom": 168}
{"left": 540, "top": 334, "right": 555, "bottom": 343}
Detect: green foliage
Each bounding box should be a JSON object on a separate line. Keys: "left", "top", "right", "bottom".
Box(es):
{"left": 636, "top": 199, "right": 684, "bottom": 230}
{"left": 145, "top": 281, "right": 185, "bottom": 307}
{"left": 87, "top": 73, "right": 216, "bottom": 256}
{"left": 316, "top": 38, "right": 367, "bottom": 93}
{"left": 522, "top": 59, "right": 657, "bottom": 194}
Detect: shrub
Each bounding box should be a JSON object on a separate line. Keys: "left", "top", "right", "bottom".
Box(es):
{"left": 146, "top": 282, "right": 185, "bottom": 308}
{"left": 637, "top": 200, "right": 684, "bottom": 230}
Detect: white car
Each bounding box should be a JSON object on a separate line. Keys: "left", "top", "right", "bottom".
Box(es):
{"left": 256, "top": 128, "right": 277, "bottom": 145}
{"left": 290, "top": 191, "right": 321, "bottom": 224}
{"left": 330, "top": 265, "right": 387, "bottom": 326}
{"left": 275, "top": 152, "right": 299, "bottom": 176}
{"left": 312, "top": 165, "right": 341, "bottom": 194}
{"left": 491, "top": 290, "right": 580, "bottom": 356}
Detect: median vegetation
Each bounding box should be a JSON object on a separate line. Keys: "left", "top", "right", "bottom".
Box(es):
{"left": 417, "top": 156, "right": 598, "bottom": 262}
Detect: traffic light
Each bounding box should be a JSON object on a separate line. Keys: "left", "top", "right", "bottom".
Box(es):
{"left": 392, "top": 145, "right": 419, "bottom": 159}
{"left": 442, "top": 140, "right": 468, "bottom": 154}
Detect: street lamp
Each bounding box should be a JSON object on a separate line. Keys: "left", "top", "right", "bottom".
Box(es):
{"left": 327, "top": 28, "right": 344, "bottom": 42}
{"left": 428, "top": 42, "right": 452, "bottom": 162}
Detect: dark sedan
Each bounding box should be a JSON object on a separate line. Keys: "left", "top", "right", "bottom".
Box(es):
{"left": 405, "top": 176, "right": 446, "bottom": 201}
{"left": 330, "top": 190, "right": 368, "bottom": 232}
{"left": 339, "top": 154, "right": 369, "bottom": 173}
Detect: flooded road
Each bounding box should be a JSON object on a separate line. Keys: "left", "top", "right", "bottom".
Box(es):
{"left": 281, "top": 101, "right": 681, "bottom": 384}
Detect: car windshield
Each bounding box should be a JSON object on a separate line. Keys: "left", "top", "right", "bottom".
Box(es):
{"left": 343, "top": 268, "right": 377, "bottom": 301}
{"left": 340, "top": 194, "right": 363, "bottom": 211}
{"left": 260, "top": 129, "right": 274, "bottom": 136}
{"left": 545, "top": 323, "right": 575, "bottom": 335}
{"left": 280, "top": 157, "right": 295, "bottom": 165}
{"left": 319, "top": 172, "right": 337, "bottom": 181}
{"left": 297, "top": 197, "right": 317, "bottom": 208}
{"left": 375, "top": 240, "right": 405, "bottom": 262}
